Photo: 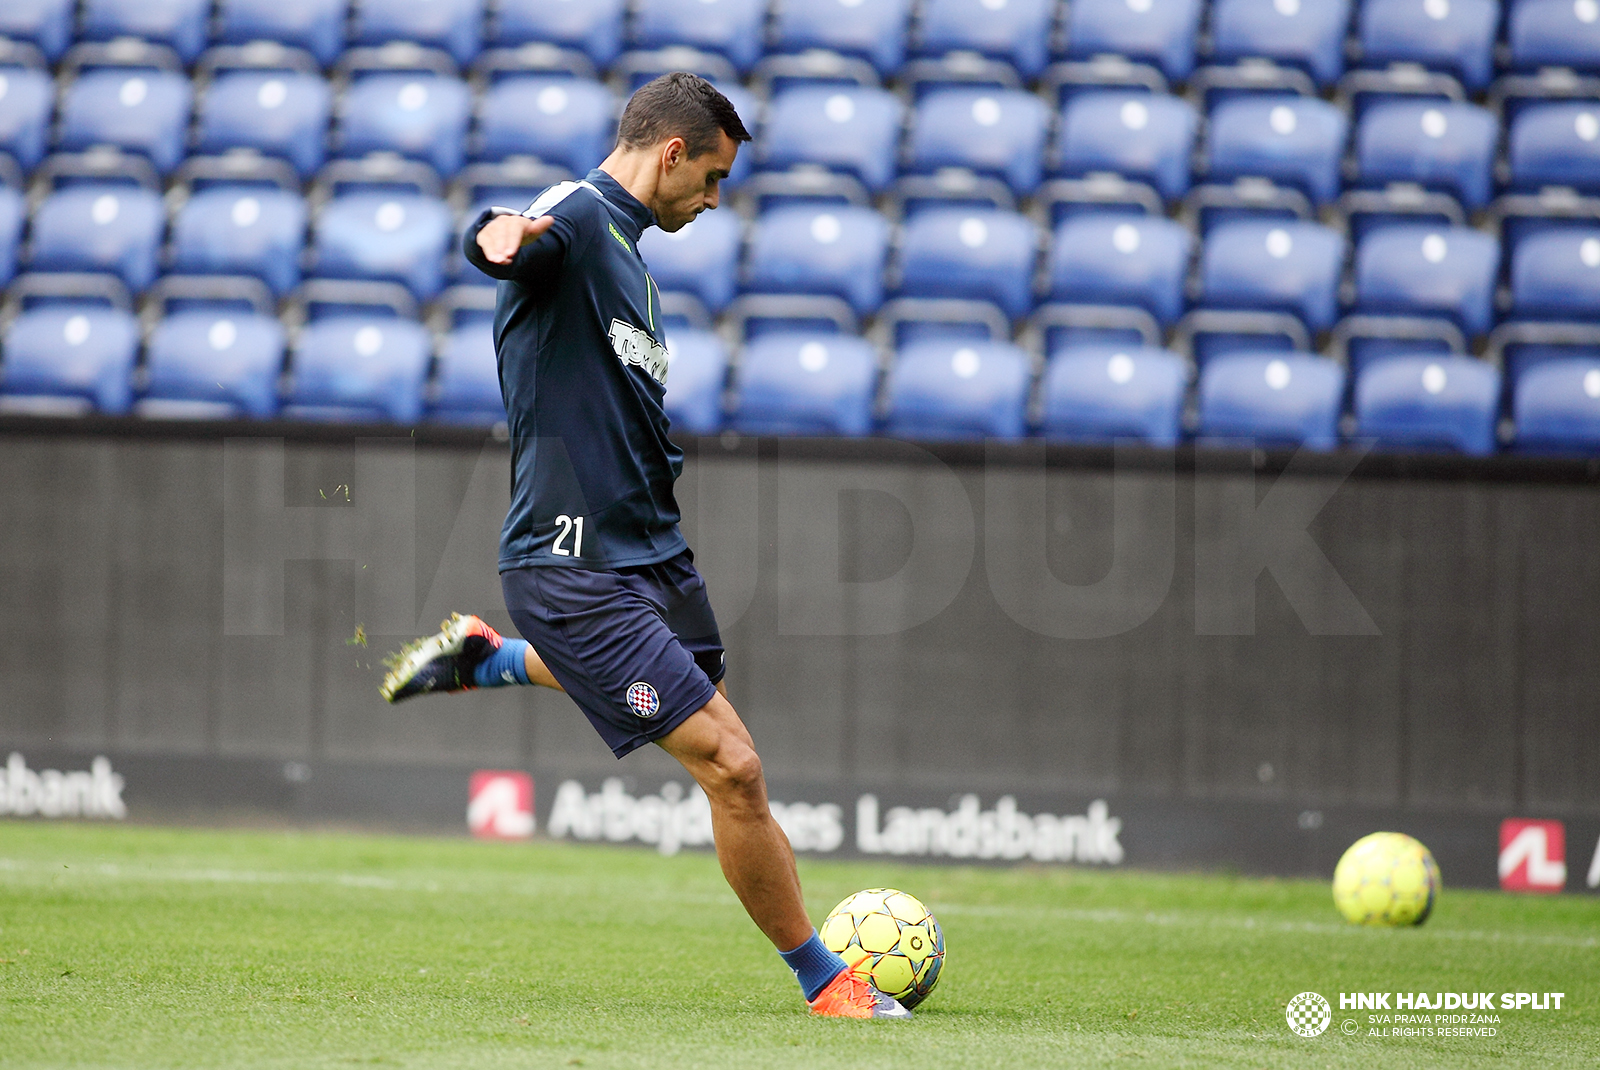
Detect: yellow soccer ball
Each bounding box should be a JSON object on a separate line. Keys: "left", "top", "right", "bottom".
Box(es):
{"left": 1332, "top": 832, "right": 1441, "bottom": 926}
{"left": 819, "top": 887, "right": 945, "bottom": 1009}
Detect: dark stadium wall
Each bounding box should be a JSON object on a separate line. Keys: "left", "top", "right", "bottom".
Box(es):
{"left": 2, "top": 424, "right": 1598, "bottom": 889}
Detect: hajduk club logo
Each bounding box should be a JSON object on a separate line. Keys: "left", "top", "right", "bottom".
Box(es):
{"left": 467, "top": 770, "right": 534, "bottom": 839}
{"left": 1499, "top": 818, "right": 1566, "bottom": 892}
{"left": 626, "top": 681, "right": 660, "bottom": 719}
{"left": 1286, "top": 992, "right": 1332, "bottom": 1037}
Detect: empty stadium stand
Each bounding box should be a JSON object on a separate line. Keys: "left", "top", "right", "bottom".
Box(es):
{"left": 0, "top": 0, "right": 1594, "bottom": 457}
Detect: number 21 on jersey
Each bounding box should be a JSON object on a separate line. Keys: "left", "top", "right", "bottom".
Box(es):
{"left": 552, "top": 514, "right": 584, "bottom": 557}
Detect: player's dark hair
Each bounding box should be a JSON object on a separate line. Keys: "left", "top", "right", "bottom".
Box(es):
{"left": 616, "top": 72, "right": 751, "bottom": 159}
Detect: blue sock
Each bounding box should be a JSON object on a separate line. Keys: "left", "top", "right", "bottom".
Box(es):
{"left": 473, "top": 639, "right": 531, "bottom": 688}
{"left": 779, "top": 930, "right": 848, "bottom": 1002}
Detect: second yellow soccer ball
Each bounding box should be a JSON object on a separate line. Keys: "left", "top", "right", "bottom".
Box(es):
{"left": 1332, "top": 831, "right": 1440, "bottom": 926}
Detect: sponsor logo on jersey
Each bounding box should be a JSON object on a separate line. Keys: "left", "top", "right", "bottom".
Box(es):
{"left": 1499, "top": 818, "right": 1566, "bottom": 891}
{"left": 607, "top": 221, "right": 632, "bottom": 253}
{"left": 609, "top": 320, "right": 670, "bottom": 385}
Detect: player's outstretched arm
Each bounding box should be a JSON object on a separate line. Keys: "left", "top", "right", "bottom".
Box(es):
{"left": 462, "top": 209, "right": 564, "bottom": 285}
{"left": 477, "top": 214, "right": 554, "bottom": 264}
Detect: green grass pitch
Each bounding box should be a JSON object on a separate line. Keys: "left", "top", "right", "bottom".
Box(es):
{"left": 2, "top": 823, "right": 1596, "bottom": 1069}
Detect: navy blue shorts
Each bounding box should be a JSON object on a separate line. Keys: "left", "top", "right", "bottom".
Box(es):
{"left": 501, "top": 550, "right": 725, "bottom": 758}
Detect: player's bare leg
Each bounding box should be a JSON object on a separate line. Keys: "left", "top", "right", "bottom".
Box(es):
{"left": 656, "top": 692, "right": 810, "bottom": 950}
{"left": 657, "top": 693, "right": 910, "bottom": 1018}
{"left": 522, "top": 647, "right": 563, "bottom": 690}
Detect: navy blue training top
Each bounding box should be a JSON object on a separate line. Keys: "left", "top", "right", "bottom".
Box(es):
{"left": 463, "top": 169, "right": 685, "bottom": 572}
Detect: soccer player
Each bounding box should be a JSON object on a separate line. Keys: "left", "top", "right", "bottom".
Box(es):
{"left": 379, "top": 74, "right": 909, "bottom": 1020}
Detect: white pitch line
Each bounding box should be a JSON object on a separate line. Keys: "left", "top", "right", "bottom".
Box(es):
{"left": 0, "top": 857, "right": 707, "bottom": 902}
{"left": 0, "top": 857, "right": 411, "bottom": 891}
{"left": 931, "top": 902, "right": 1600, "bottom": 950}
{"left": 4, "top": 858, "right": 1595, "bottom": 950}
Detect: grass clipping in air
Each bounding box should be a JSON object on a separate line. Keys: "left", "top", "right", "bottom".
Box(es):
{"left": 0, "top": 823, "right": 1596, "bottom": 1069}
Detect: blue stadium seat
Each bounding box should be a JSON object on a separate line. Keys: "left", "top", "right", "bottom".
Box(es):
{"left": 898, "top": 208, "right": 1040, "bottom": 322}
{"left": 58, "top": 70, "right": 193, "bottom": 175}
{"left": 351, "top": 0, "right": 483, "bottom": 68}
{"left": 1210, "top": 0, "right": 1351, "bottom": 88}
{"left": 633, "top": 0, "right": 766, "bottom": 73}
{"left": 340, "top": 74, "right": 471, "bottom": 178}
{"left": 1354, "top": 224, "right": 1499, "bottom": 336}
{"left": 883, "top": 339, "right": 1031, "bottom": 440}
{"left": 1357, "top": 0, "right": 1497, "bottom": 91}
{"left": 493, "top": 0, "right": 626, "bottom": 69}
{"left": 917, "top": 0, "right": 1052, "bottom": 79}
{"left": 312, "top": 193, "right": 454, "bottom": 300}
{"left": 216, "top": 0, "right": 349, "bottom": 67}
{"left": 1205, "top": 94, "right": 1347, "bottom": 205}
{"left": 0, "top": 0, "right": 74, "bottom": 61}
{"left": 1514, "top": 358, "right": 1600, "bottom": 453}
{"left": 30, "top": 185, "right": 165, "bottom": 293}
{"left": 772, "top": 0, "right": 912, "bottom": 77}
{"left": 1047, "top": 215, "right": 1192, "bottom": 326}
{"left": 1507, "top": 103, "right": 1600, "bottom": 193}
{"left": 0, "top": 187, "right": 21, "bottom": 288}
{"left": 80, "top": 0, "right": 209, "bottom": 64}
{"left": 1509, "top": 0, "right": 1600, "bottom": 73}
{"left": 732, "top": 332, "right": 878, "bottom": 436}
{"left": 476, "top": 77, "right": 617, "bottom": 176}
{"left": 908, "top": 89, "right": 1049, "bottom": 196}
{"left": 1495, "top": 333, "right": 1600, "bottom": 391}
{"left": 744, "top": 205, "right": 890, "bottom": 316}
{"left": 171, "top": 187, "right": 308, "bottom": 297}
{"left": 1200, "top": 220, "right": 1345, "bottom": 331}
{"left": 0, "top": 67, "right": 51, "bottom": 175}
{"left": 761, "top": 86, "right": 905, "bottom": 193}
{"left": 1197, "top": 351, "right": 1344, "bottom": 449}
{"left": 1061, "top": 0, "right": 1204, "bottom": 83}
{"left": 428, "top": 321, "right": 504, "bottom": 425}
{"left": 638, "top": 208, "right": 742, "bottom": 315}
{"left": 661, "top": 327, "right": 729, "bottom": 435}
{"left": 284, "top": 317, "right": 430, "bottom": 424}
{"left": 196, "top": 72, "right": 332, "bottom": 179}
{"left": 1041, "top": 344, "right": 1188, "bottom": 445}
{"left": 1341, "top": 333, "right": 1464, "bottom": 382}
{"left": 0, "top": 306, "right": 138, "bottom": 415}
{"left": 1354, "top": 354, "right": 1499, "bottom": 454}
{"left": 1511, "top": 229, "right": 1600, "bottom": 320}
{"left": 1054, "top": 92, "right": 1198, "bottom": 203}
{"left": 1356, "top": 101, "right": 1497, "bottom": 210}
{"left": 140, "top": 312, "right": 285, "bottom": 420}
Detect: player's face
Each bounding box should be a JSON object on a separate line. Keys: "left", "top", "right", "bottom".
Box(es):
{"left": 654, "top": 132, "right": 739, "bottom": 232}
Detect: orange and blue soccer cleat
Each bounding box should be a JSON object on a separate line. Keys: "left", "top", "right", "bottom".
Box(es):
{"left": 379, "top": 613, "right": 504, "bottom": 703}
{"left": 807, "top": 970, "right": 913, "bottom": 1019}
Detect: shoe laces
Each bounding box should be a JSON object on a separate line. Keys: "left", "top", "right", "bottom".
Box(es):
{"left": 835, "top": 973, "right": 879, "bottom": 1011}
